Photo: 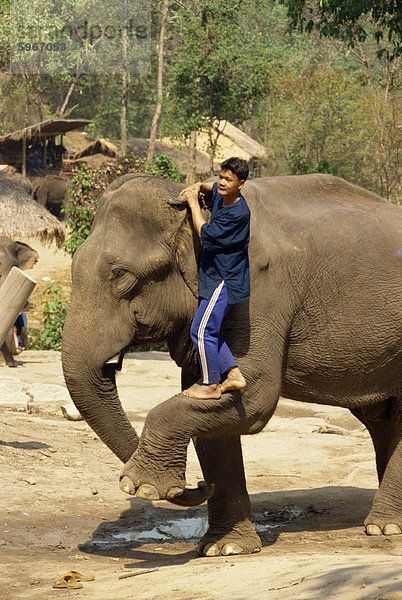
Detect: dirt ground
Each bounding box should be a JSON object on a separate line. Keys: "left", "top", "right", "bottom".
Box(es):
{"left": 1, "top": 241, "right": 401, "bottom": 600}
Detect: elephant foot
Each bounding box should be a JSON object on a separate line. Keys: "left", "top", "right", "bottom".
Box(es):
{"left": 119, "top": 452, "right": 214, "bottom": 506}
{"left": 197, "top": 521, "right": 261, "bottom": 557}
{"left": 365, "top": 513, "right": 402, "bottom": 536}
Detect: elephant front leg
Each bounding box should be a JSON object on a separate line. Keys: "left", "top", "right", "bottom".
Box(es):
{"left": 195, "top": 434, "right": 261, "bottom": 556}
{"left": 119, "top": 363, "right": 281, "bottom": 508}
{"left": 120, "top": 419, "right": 189, "bottom": 501}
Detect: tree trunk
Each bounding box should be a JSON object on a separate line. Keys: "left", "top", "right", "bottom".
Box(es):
{"left": 147, "top": 0, "right": 169, "bottom": 163}
{"left": 120, "top": 0, "right": 128, "bottom": 156}
{"left": 186, "top": 130, "right": 197, "bottom": 183}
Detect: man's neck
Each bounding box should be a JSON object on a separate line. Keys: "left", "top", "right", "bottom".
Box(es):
{"left": 222, "top": 193, "right": 241, "bottom": 207}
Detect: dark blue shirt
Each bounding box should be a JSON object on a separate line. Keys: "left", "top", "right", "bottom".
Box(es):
{"left": 198, "top": 182, "right": 250, "bottom": 304}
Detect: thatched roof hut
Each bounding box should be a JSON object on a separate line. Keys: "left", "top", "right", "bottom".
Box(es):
{"left": 0, "top": 118, "right": 91, "bottom": 148}
{"left": 73, "top": 138, "right": 120, "bottom": 160}
{"left": 0, "top": 174, "right": 65, "bottom": 244}
{"left": 0, "top": 118, "right": 91, "bottom": 176}
{"left": 192, "top": 120, "right": 267, "bottom": 175}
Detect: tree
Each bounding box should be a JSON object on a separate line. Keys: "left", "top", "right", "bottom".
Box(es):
{"left": 165, "top": 0, "right": 270, "bottom": 175}
{"left": 147, "top": 0, "right": 169, "bottom": 163}
{"left": 280, "top": 0, "right": 401, "bottom": 59}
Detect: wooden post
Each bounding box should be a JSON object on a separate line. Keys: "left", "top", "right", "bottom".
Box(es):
{"left": 42, "top": 137, "right": 47, "bottom": 165}
{"left": 22, "top": 132, "right": 26, "bottom": 177}
{"left": 0, "top": 267, "right": 37, "bottom": 348}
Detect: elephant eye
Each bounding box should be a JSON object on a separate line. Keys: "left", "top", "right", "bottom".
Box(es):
{"left": 110, "top": 267, "right": 138, "bottom": 299}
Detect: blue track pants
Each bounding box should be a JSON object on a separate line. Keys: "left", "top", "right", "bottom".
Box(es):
{"left": 190, "top": 281, "right": 238, "bottom": 385}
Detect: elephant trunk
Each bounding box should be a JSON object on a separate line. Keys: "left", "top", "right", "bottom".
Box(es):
{"left": 62, "top": 338, "right": 139, "bottom": 464}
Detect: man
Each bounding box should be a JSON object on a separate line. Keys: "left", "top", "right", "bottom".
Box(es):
{"left": 180, "top": 157, "right": 250, "bottom": 399}
{"left": 26, "top": 152, "right": 45, "bottom": 176}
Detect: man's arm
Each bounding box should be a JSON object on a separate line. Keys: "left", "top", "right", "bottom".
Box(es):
{"left": 179, "top": 180, "right": 214, "bottom": 197}
{"left": 181, "top": 189, "right": 206, "bottom": 237}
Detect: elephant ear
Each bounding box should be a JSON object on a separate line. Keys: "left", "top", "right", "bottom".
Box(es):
{"left": 15, "top": 241, "right": 39, "bottom": 270}
{"left": 168, "top": 195, "right": 204, "bottom": 299}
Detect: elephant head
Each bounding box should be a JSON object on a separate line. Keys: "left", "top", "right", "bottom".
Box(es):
{"left": 0, "top": 236, "right": 38, "bottom": 364}
{"left": 0, "top": 236, "right": 39, "bottom": 283}
{"left": 62, "top": 175, "right": 209, "bottom": 497}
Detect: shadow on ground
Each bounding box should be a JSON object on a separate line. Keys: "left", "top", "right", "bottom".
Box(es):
{"left": 78, "top": 486, "right": 376, "bottom": 567}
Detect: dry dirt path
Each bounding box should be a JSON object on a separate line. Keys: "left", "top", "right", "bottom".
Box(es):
{"left": 1, "top": 350, "right": 401, "bottom": 600}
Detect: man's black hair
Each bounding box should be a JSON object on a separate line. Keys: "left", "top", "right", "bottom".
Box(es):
{"left": 220, "top": 157, "right": 249, "bottom": 181}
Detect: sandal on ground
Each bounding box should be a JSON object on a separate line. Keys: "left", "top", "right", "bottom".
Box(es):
{"left": 52, "top": 574, "right": 83, "bottom": 589}
{"left": 66, "top": 570, "right": 95, "bottom": 582}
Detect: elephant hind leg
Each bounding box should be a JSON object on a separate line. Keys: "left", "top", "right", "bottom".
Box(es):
{"left": 351, "top": 397, "right": 398, "bottom": 483}
{"left": 351, "top": 397, "right": 402, "bottom": 535}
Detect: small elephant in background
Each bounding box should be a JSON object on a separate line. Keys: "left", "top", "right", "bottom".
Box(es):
{"left": 30, "top": 175, "right": 72, "bottom": 219}
{"left": 1, "top": 165, "right": 32, "bottom": 195}
{"left": 0, "top": 236, "right": 38, "bottom": 367}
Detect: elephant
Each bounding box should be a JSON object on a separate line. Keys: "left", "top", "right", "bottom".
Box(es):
{"left": 62, "top": 173, "right": 402, "bottom": 556}
{"left": 1, "top": 166, "right": 32, "bottom": 195}
{"left": 0, "top": 236, "right": 38, "bottom": 366}
{"left": 30, "top": 175, "right": 72, "bottom": 218}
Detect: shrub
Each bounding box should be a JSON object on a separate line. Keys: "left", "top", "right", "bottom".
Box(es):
{"left": 145, "top": 154, "right": 183, "bottom": 182}
{"left": 29, "top": 283, "right": 68, "bottom": 351}
{"left": 63, "top": 154, "right": 183, "bottom": 257}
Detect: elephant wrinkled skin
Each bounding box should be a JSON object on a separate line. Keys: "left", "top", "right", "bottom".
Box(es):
{"left": 62, "top": 173, "right": 402, "bottom": 556}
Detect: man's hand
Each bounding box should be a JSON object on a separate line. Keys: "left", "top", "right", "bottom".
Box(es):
{"left": 179, "top": 182, "right": 202, "bottom": 198}
{"left": 181, "top": 188, "right": 200, "bottom": 209}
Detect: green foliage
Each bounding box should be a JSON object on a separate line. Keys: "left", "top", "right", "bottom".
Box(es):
{"left": 145, "top": 154, "right": 183, "bottom": 182}
{"left": 63, "top": 154, "right": 184, "bottom": 257}
{"left": 62, "top": 165, "right": 100, "bottom": 257}
{"left": 280, "top": 0, "right": 401, "bottom": 59}
{"left": 165, "top": 0, "right": 271, "bottom": 161}
{"left": 30, "top": 284, "right": 69, "bottom": 351}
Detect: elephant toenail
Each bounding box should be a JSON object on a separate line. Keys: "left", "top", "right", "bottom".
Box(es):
{"left": 135, "top": 484, "right": 160, "bottom": 500}
{"left": 119, "top": 476, "right": 136, "bottom": 495}
{"left": 221, "top": 543, "right": 243, "bottom": 555}
{"left": 204, "top": 543, "right": 220, "bottom": 557}
{"left": 167, "top": 486, "right": 184, "bottom": 500}
{"left": 383, "top": 524, "right": 401, "bottom": 535}
{"left": 366, "top": 524, "right": 382, "bottom": 536}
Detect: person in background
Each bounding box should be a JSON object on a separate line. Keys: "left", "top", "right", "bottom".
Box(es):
{"left": 26, "top": 152, "right": 46, "bottom": 176}
{"left": 13, "top": 302, "right": 30, "bottom": 353}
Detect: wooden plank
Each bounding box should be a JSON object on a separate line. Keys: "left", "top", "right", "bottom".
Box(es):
{"left": 0, "top": 267, "right": 37, "bottom": 347}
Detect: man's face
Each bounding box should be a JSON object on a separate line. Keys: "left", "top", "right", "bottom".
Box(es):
{"left": 217, "top": 169, "right": 245, "bottom": 197}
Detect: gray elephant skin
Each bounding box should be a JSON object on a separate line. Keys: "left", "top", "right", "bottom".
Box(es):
{"left": 31, "top": 176, "right": 72, "bottom": 218}
{"left": 9, "top": 172, "right": 32, "bottom": 195}
{"left": 0, "top": 236, "right": 38, "bottom": 366}
{"left": 62, "top": 173, "right": 401, "bottom": 556}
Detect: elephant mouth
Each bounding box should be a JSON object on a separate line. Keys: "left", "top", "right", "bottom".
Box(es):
{"left": 104, "top": 352, "right": 124, "bottom": 370}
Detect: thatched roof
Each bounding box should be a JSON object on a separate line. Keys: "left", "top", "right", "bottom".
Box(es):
{"left": 0, "top": 119, "right": 91, "bottom": 152}
{"left": 214, "top": 120, "right": 266, "bottom": 159}
{"left": 74, "top": 138, "right": 120, "bottom": 159}
{"left": 0, "top": 174, "right": 65, "bottom": 244}
{"left": 74, "top": 153, "right": 117, "bottom": 169}
{"left": 192, "top": 120, "right": 267, "bottom": 164}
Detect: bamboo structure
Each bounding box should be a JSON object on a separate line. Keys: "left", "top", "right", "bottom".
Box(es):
{"left": 0, "top": 267, "right": 37, "bottom": 348}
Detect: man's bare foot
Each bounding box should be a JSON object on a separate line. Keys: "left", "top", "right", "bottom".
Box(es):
{"left": 221, "top": 367, "right": 246, "bottom": 393}
{"left": 183, "top": 383, "right": 221, "bottom": 399}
